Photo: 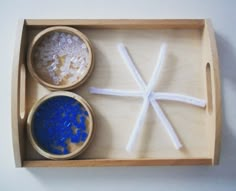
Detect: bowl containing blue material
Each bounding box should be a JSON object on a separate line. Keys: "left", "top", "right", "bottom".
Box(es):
{"left": 27, "top": 91, "right": 94, "bottom": 160}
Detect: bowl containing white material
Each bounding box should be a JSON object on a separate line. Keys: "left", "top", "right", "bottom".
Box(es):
{"left": 27, "top": 26, "right": 94, "bottom": 90}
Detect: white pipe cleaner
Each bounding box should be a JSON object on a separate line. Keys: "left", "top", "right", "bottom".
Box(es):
{"left": 89, "top": 42, "right": 206, "bottom": 152}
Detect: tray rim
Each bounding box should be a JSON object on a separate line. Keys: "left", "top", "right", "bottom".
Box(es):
{"left": 11, "top": 19, "right": 221, "bottom": 167}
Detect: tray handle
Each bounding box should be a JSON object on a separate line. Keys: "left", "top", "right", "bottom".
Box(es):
{"left": 11, "top": 19, "right": 26, "bottom": 167}
{"left": 206, "top": 62, "right": 213, "bottom": 114}
{"left": 204, "top": 20, "right": 222, "bottom": 165}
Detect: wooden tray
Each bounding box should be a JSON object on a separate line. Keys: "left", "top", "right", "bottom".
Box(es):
{"left": 11, "top": 19, "right": 221, "bottom": 167}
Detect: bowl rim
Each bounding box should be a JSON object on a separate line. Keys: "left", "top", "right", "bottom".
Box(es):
{"left": 27, "top": 26, "right": 94, "bottom": 90}
{"left": 27, "top": 91, "right": 95, "bottom": 160}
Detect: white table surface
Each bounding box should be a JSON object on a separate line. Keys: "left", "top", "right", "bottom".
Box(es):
{"left": 1, "top": 0, "right": 236, "bottom": 190}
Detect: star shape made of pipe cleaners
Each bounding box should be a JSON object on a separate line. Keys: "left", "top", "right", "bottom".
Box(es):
{"left": 89, "top": 43, "right": 207, "bottom": 152}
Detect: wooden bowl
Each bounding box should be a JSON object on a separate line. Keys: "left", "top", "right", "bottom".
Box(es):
{"left": 27, "top": 91, "right": 95, "bottom": 160}
{"left": 27, "top": 26, "right": 94, "bottom": 90}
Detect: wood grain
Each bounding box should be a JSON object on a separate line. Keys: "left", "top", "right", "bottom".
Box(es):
{"left": 23, "top": 158, "right": 212, "bottom": 167}
{"left": 25, "top": 19, "right": 205, "bottom": 29}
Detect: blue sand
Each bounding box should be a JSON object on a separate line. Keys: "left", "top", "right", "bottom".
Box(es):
{"left": 32, "top": 96, "right": 89, "bottom": 155}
